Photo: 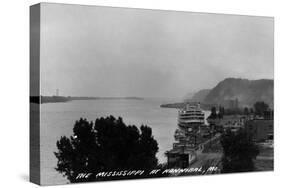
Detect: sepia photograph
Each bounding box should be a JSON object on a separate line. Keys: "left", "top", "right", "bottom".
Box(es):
{"left": 30, "top": 3, "right": 274, "bottom": 186}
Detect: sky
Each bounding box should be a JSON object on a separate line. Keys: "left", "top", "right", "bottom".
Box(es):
{"left": 40, "top": 3, "right": 274, "bottom": 99}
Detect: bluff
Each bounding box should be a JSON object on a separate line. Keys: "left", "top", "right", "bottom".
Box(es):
{"left": 191, "top": 89, "right": 211, "bottom": 102}
{"left": 203, "top": 78, "right": 273, "bottom": 107}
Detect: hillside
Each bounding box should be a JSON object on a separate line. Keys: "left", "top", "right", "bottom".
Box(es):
{"left": 203, "top": 78, "right": 273, "bottom": 107}
{"left": 191, "top": 89, "right": 211, "bottom": 102}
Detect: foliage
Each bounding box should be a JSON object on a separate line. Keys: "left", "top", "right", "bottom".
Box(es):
{"left": 243, "top": 107, "right": 249, "bottom": 115}
{"left": 54, "top": 116, "right": 159, "bottom": 182}
{"left": 217, "top": 106, "right": 224, "bottom": 119}
{"left": 208, "top": 107, "right": 217, "bottom": 119}
{"left": 254, "top": 101, "right": 269, "bottom": 116}
{"left": 220, "top": 129, "right": 259, "bottom": 173}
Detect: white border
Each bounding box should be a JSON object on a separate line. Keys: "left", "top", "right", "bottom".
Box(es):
{"left": 0, "top": 0, "right": 279, "bottom": 187}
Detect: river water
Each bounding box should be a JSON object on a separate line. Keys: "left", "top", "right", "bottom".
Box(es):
{"left": 40, "top": 98, "right": 209, "bottom": 185}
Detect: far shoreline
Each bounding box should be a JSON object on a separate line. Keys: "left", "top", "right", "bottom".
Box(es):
{"left": 30, "top": 96, "right": 145, "bottom": 104}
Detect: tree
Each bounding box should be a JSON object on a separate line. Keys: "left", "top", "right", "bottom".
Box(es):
{"left": 218, "top": 106, "right": 224, "bottom": 119}
{"left": 54, "top": 116, "right": 159, "bottom": 182}
{"left": 208, "top": 107, "right": 217, "bottom": 119}
{"left": 220, "top": 129, "right": 259, "bottom": 173}
{"left": 244, "top": 107, "right": 249, "bottom": 115}
{"left": 254, "top": 101, "right": 269, "bottom": 116}
{"left": 249, "top": 108, "right": 254, "bottom": 114}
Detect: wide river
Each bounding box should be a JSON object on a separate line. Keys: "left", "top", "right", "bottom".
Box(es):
{"left": 40, "top": 98, "right": 210, "bottom": 185}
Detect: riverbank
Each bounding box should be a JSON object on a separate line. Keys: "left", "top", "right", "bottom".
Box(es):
{"left": 160, "top": 102, "right": 216, "bottom": 111}
{"left": 30, "top": 96, "right": 144, "bottom": 104}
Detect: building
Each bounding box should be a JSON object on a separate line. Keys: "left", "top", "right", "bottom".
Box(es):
{"left": 244, "top": 119, "right": 273, "bottom": 142}
{"left": 207, "top": 114, "right": 245, "bottom": 133}
{"left": 264, "top": 110, "right": 274, "bottom": 120}
{"left": 166, "top": 145, "right": 197, "bottom": 168}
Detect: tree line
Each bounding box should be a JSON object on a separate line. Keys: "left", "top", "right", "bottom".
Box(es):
{"left": 208, "top": 101, "right": 270, "bottom": 119}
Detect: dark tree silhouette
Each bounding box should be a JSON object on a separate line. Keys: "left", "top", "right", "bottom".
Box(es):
{"left": 244, "top": 107, "right": 249, "bottom": 115}
{"left": 218, "top": 106, "right": 224, "bottom": 119}
{"left": 250, "top": 108, "right": 254, "bottom": 114}
{"left": 54, "top": 116, "right": 159, "bottom": 183}
{"left": 254, "top": 101, "right": 269, "bottom": 116}
{"left": 220, "top": 129, "right": 259, "bottom": 173}
{"left": 208, "top": 107, "right": 217, "bottom": 119}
